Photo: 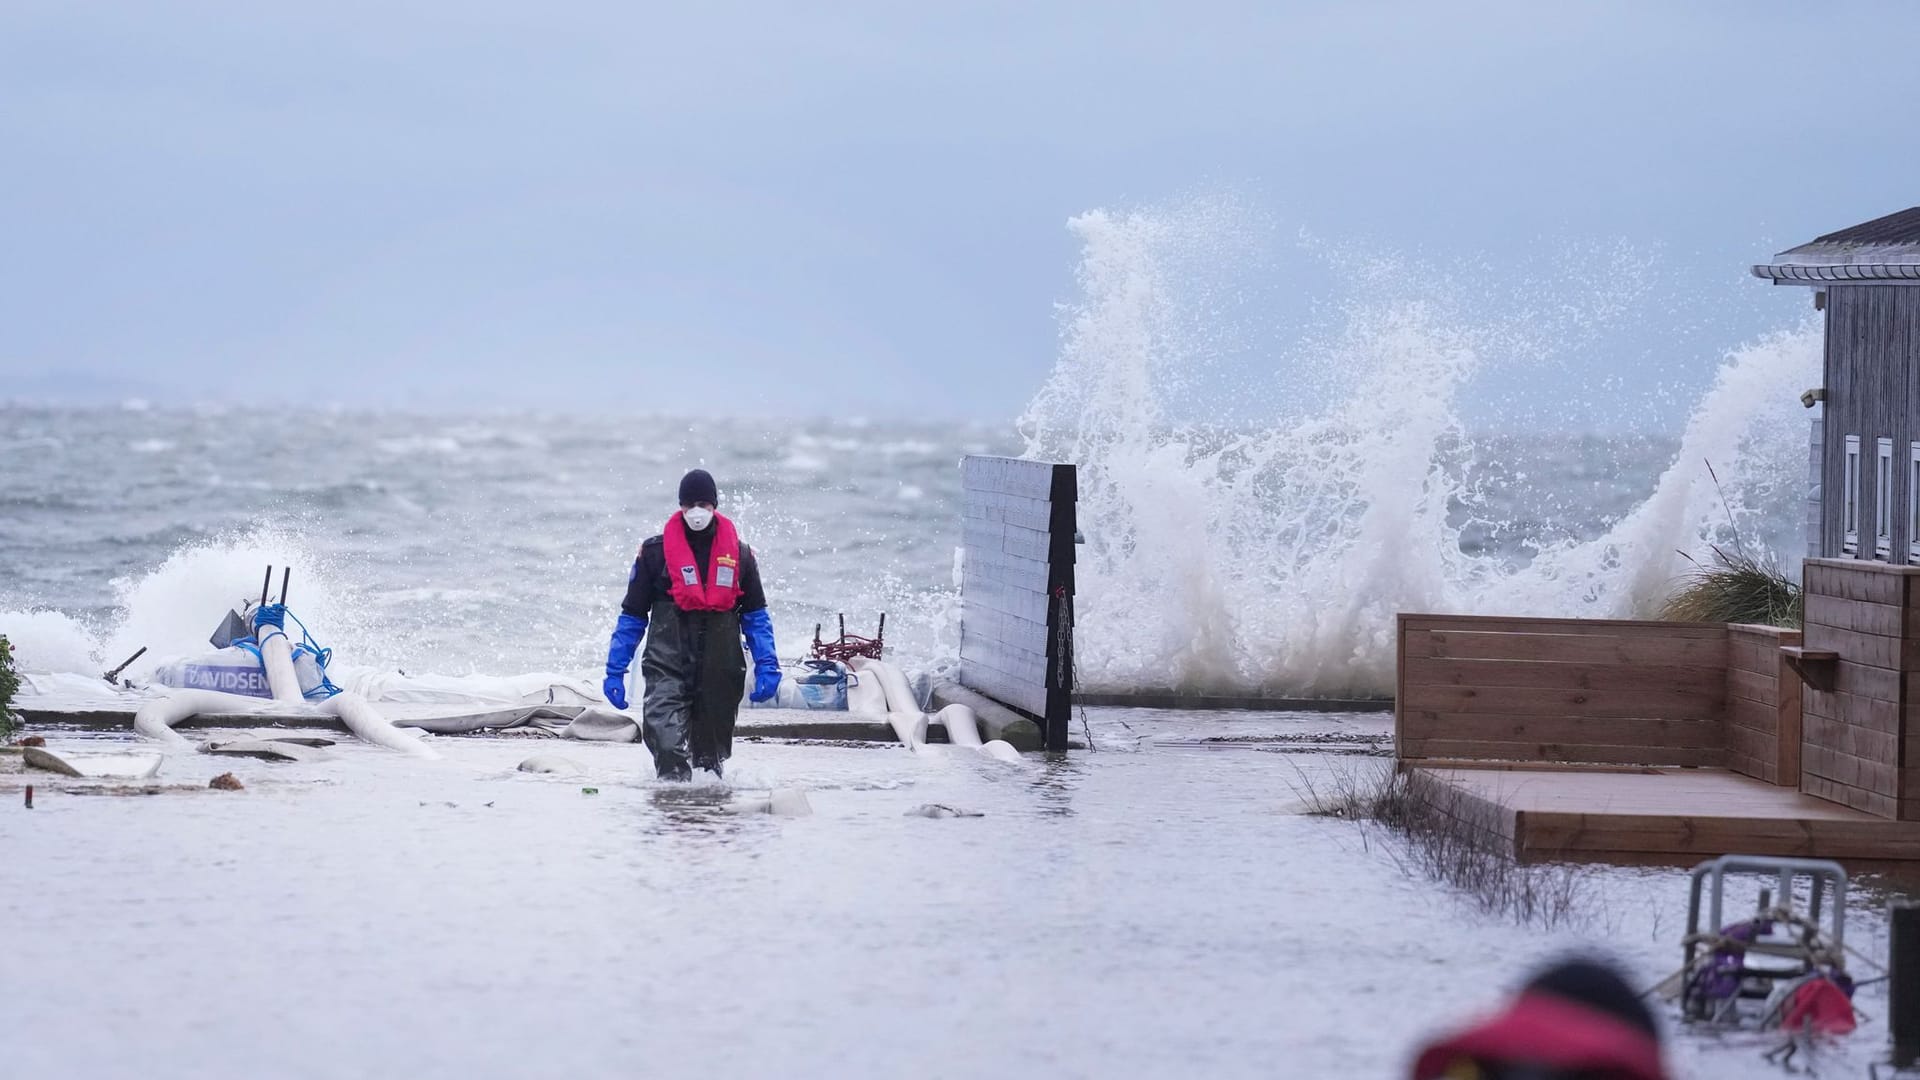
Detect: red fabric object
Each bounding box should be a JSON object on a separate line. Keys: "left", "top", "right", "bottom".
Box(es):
{"left": 1779, "top": 977, "right": 1856, "bottom": 1036}
{"left": 661, "top": 511, "right": 745, "bottom": 612}
{"left": 1411, "top": 990, "right": 1668, "bottom": 1080}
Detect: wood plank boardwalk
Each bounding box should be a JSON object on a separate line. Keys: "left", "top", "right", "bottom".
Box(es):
{"left": 1413, "top": 765, "right": 1920, "bottom": 863}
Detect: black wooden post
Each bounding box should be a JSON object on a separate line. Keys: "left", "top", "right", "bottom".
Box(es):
{"left": 956, "top": 456, "right": 1077, "bottom": 751}
{"left": 1892, "top": 900, "right": 1920, "bottom": 1066}
{"left": 1042, "top": 463, "right": 1077, "bottom": 753}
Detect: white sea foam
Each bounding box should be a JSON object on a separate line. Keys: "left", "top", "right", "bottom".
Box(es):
{"left": 1022, "top": 201, "right": 1819, "bottom": 696}
{"left": 3, "top": 526, "right": 379, "bottom": 680}
{"left": 0, "top": 609, "right": 100, "bottom": 673}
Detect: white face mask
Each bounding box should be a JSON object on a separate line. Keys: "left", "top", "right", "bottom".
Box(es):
{"left": 683, "top": 506, "right": 715, "bottom": 531}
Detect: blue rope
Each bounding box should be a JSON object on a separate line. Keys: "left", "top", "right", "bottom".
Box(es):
{"left": 282, "top": 607, "right": 341, "bottom": 699}
{"left": 239, "top": 603, "right": 342, "bottom": 699}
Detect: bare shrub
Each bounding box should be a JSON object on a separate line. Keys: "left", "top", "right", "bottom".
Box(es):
{"left": 1291, "top": 760, "right": 1598, "bottom": 930}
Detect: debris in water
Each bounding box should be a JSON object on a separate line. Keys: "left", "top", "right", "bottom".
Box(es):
{"left": 23, "top": 747, "right": 163, "bottom": 779}
{"left": 204, "top": 739, "right": 326, "bottom": 763}
{"left": 22, "top": 747, "right": 83, "bottom": 777}
{"left": 209, "top": 773, "right": 244, "bottom": 791}
{"left": 516, "top": 755, "right": 585, "bottom": 776}
{"left": 19, "top": 735, "right": 45, "bottom": 747}
{"left": 905, "top": 804, "right": 983, "bottom": 819}
{"left": 581, "top": 787, "right": 600, "bottom": 796}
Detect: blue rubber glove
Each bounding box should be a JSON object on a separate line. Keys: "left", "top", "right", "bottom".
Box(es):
{"left": 603, "top": 674, "right": 628, "bottom": 711}
{"left": 741, "top": 608, "right": 781, "bottom": 703}
{"left": 604, "top": 612, "right": 646, "bottom": 710}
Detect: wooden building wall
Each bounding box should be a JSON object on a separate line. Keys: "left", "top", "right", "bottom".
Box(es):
{"left": 1822, "top": 285, "right": 1920, "bottom": 563}
{"left": 1800, "top": 559, "right": 1920, "bottom": 819}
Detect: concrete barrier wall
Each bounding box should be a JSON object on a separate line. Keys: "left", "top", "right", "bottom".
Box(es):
{"left": 957, "top": 456, "right": 1076, "bottom": 752}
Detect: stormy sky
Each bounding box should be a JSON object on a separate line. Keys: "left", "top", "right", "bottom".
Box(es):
{"left": 3, "top": 1, "right": 1917, "bottom": 424}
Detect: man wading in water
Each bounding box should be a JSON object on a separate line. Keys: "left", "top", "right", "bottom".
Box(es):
{"left": 602, "top": 469, "right": 781, "bottom": 780}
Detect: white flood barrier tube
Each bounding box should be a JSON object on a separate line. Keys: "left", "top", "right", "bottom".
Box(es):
{"left": 978, "top": 740, "right": 1022, "bottom": 763}
{"left": 936, "top": 701, "right": 1020, "bottom": 761}
{"left": 320, "top": 692, "right": 440, "bottom": 759}
{"left": 255, "top": 616, "right": 305, "bottom": 704}
{"left": 849, "top": 657, "right": 928, "bottom": 748}
{"left": 934, "top": 703, "right": 982, "bottom": 748}
{"left": 846, "top": 664, "right": 887, "bottom": 716}
{"left": 132, "top": 687, "right": 438, "bottom": 759}
{"left": 133, "top": 689, "right": 263, "bottom": 747}
{"left": 252, "top": 612, "right": 434, "bottom": 757}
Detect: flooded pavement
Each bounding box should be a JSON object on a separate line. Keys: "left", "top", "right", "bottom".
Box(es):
{"left": 1, "top": 709, "right": 1901, "bottom": 1078}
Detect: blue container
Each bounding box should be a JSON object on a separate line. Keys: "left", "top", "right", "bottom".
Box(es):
{"left": 793, "top": 660, "right": 849, "bottom": 710}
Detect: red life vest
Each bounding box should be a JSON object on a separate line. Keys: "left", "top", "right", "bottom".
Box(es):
{"left": 1411, "top": 991, "right": 1668, "bottom": 1080}
{"left": 661, "top": 510, "right": 745, "bottom": 612}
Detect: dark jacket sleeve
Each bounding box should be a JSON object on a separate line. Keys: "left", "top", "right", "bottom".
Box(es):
{"left": 739, "top": 544, "right": 767, "bottom": 613}
{"left": 620, "top": 537, "right": 664, "bottom": 617}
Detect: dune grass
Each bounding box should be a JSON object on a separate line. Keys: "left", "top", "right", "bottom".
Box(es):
{"left": 1660, "top": 546, "right": 1802, "bottom": 628}
{"left": 1660, "top": 462, "right": 1802, "bottom": 629}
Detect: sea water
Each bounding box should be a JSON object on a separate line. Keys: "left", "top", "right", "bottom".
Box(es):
{"left": 1, "top": 207, "right": 1817, "bottom": 698}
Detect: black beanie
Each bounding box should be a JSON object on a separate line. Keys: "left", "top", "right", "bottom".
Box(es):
{"left": 678, "top": 468, "right": 719, "bottom": 507}
{"left": 1524, "top": 959, "right": 1659, "bottom": 1039}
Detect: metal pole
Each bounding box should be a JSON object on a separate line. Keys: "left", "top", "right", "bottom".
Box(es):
{"left": 1891, "top": 900, "right": 1920, "bottom": 1067}
{"left": 1685, "top": 867, "right": 1705, "bottom": 970}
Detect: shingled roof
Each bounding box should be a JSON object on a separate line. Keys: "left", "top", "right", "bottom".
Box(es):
{"left": 1754, "top": 206, "right": 1920, "bottom": 283}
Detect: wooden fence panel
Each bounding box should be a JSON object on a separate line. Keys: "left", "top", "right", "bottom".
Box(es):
{"left": 1397, "top": 614, "right": 1730, "bottom": 769}
{"left": 1726, "top": 624, "right": 1803, "bottom": 786}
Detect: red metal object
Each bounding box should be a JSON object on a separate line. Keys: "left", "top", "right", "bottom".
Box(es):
{"left": 811, "top": 613, "right": 885, "bottom": 663}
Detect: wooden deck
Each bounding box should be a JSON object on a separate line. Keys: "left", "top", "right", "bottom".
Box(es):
{"left": 1415, "top": 764, "right": 1920, "bottom": 863}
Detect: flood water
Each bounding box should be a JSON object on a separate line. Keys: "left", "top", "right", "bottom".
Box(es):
{"left": 1, "top": 710, "right": 1897, "bottom": 1078}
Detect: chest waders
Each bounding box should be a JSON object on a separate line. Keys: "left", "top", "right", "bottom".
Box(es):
{"left": 640, "top": 601, "right": 747, "bottom": 780}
